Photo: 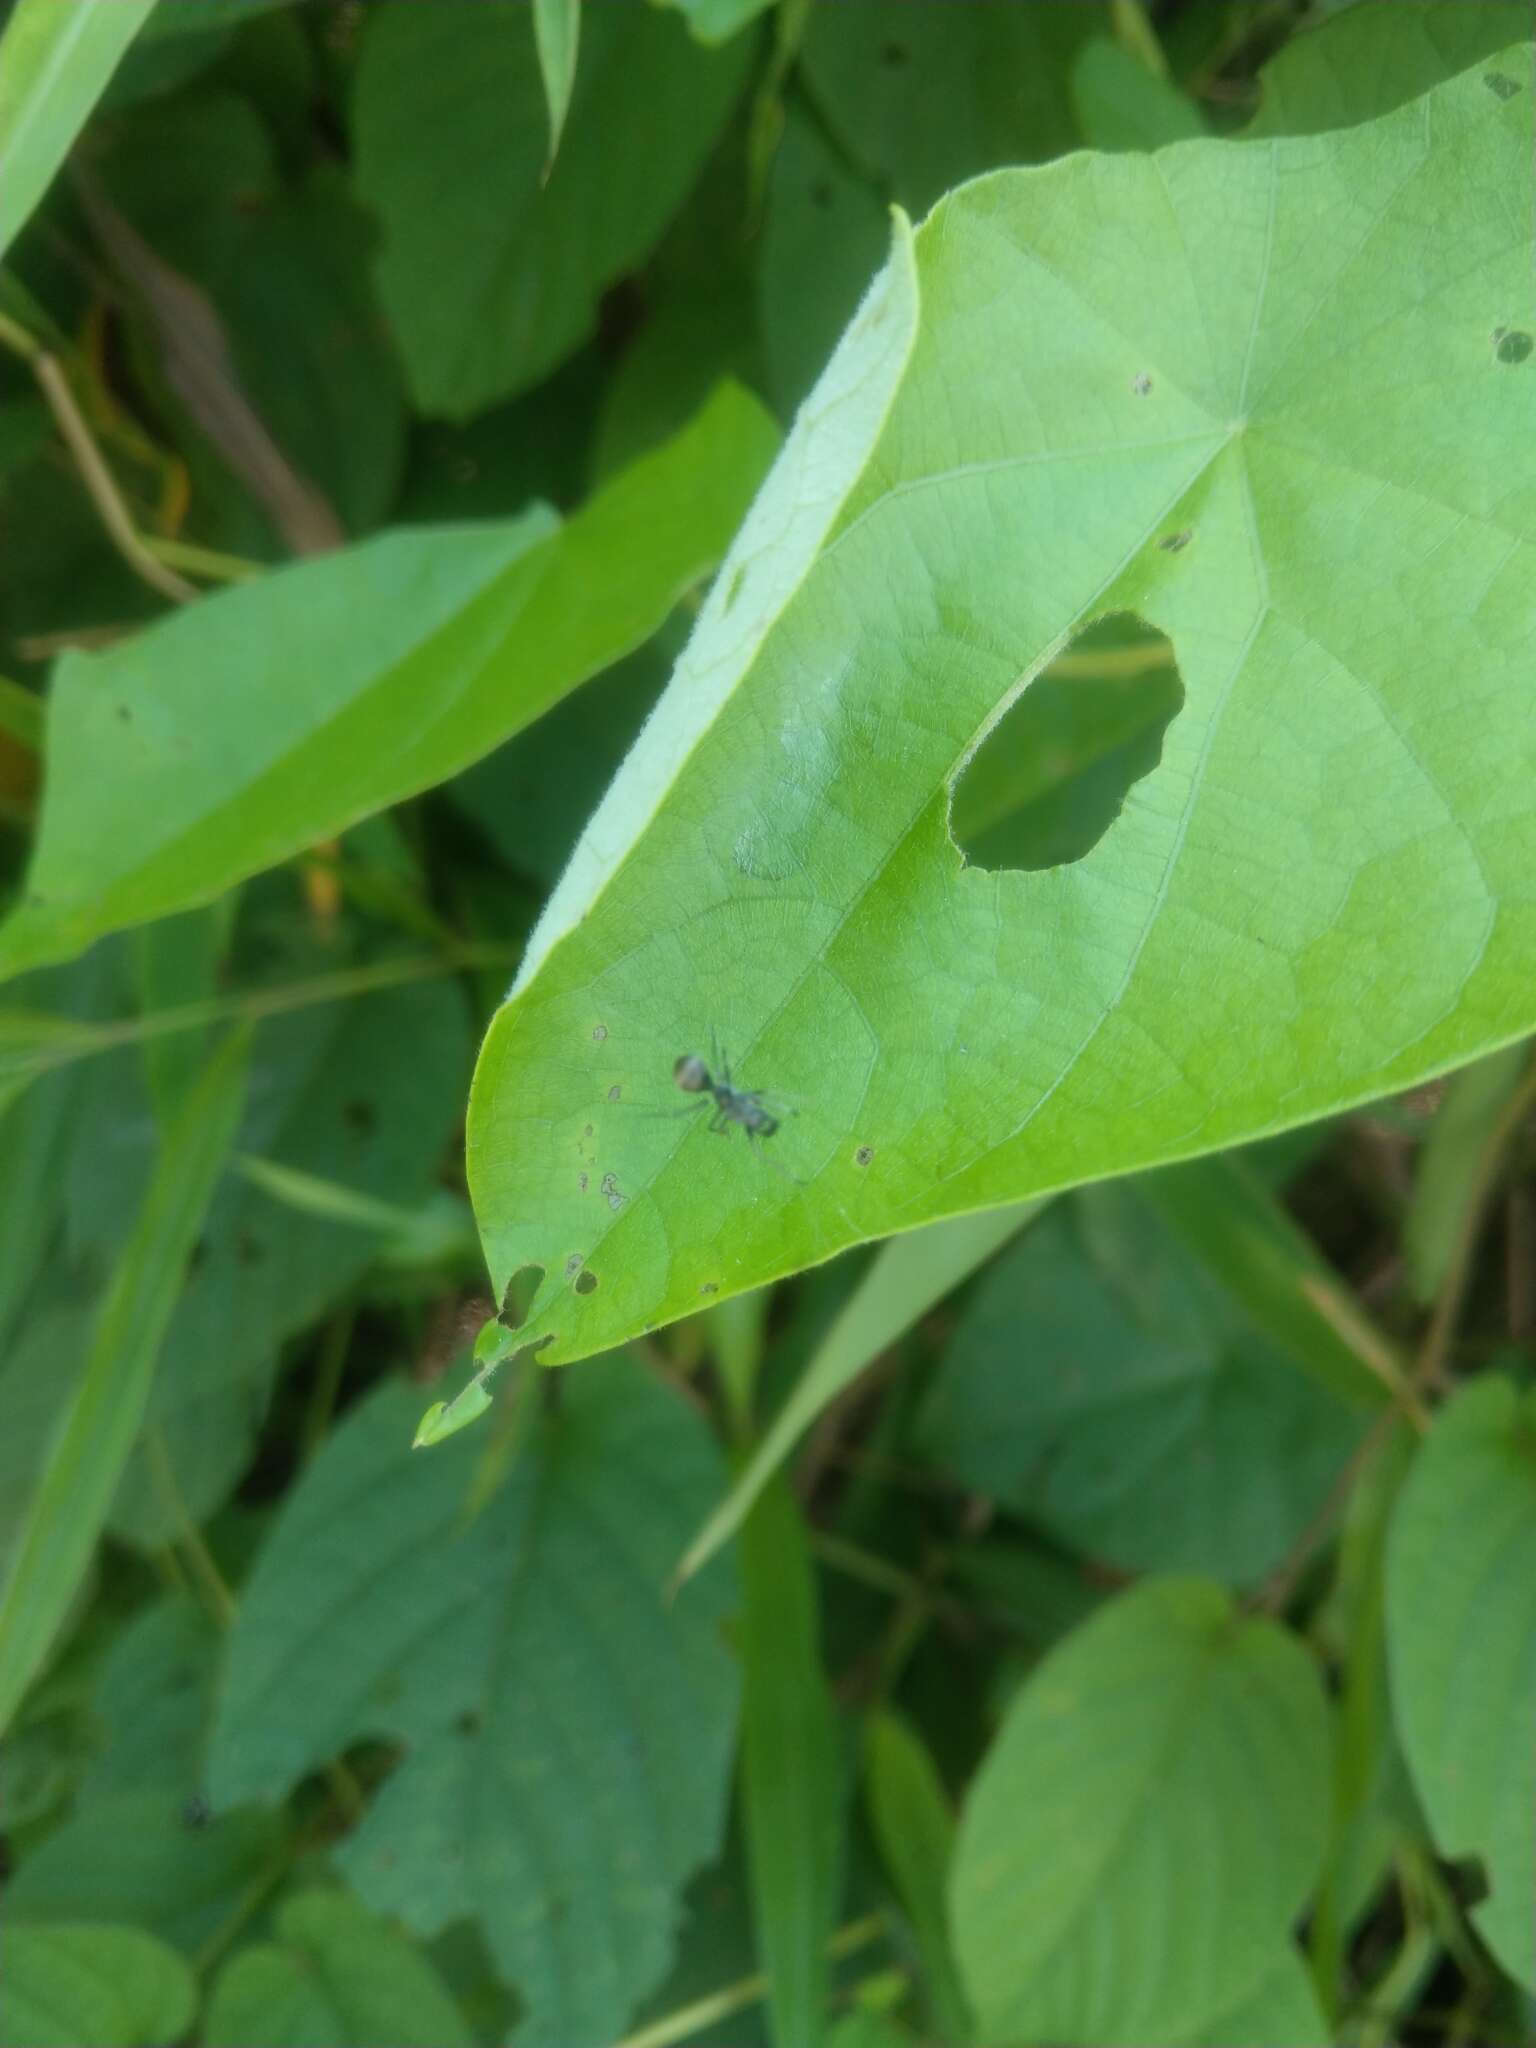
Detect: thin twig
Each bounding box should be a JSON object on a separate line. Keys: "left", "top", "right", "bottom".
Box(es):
{"left": 31, "top": 352, "right": 196, "bottom": 603}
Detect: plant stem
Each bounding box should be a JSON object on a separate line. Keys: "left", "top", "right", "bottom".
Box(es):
{"left": 613, "top": 1914, "right": 887, "bottom": 2048}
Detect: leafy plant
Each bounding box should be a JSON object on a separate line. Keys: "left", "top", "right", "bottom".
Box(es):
{"left": 1, "top": 3, "right": 1533, "bottom": 2046}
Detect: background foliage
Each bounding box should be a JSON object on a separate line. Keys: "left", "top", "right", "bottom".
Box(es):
{"left": 1, "top": 3, "right": 1534, "bottom": 2045}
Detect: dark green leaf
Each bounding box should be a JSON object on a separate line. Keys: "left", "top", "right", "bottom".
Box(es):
{"left": 211, "top": 1368, "right": 739, "bottom": 2048}
{"left": 353, "top": 0, "right": 752, "bottom": 417}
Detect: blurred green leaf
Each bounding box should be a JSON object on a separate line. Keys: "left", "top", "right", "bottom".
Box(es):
{"left": 0, "top": 1922, "right": 196, "bottom": 2048}
{"left": 1139, "top": 1154, "right": 1407, "bottom": 1414}
{"left": 66, "top": 973, "right": 471, "bottom": 1544}
{"left": 1246, "top": 0, "right": 1531, "bottom": 137}
{"left": 951, "top": 1577, "right": 1330, "bottom": 2045}
{"left": 0, "top": 0, "right": 158, "bottom": 263}
{"left": 1170, "top": 1948, "right": 1330, "bottom": 2047}
{"left": 799, "top": 0, "right": 1098, "bottom": 212}
{"left": 1070, "top": 35, "right": 1205, "bottom": 151}
{"left": 0, "top": 382, "right": 776, "bottom": 981}
{"left": 862, "top": 1712, "right": 971, "bottom": 2044}
{"left": 759, "top": 103, "right": 888, "bottom": 416}
{"left": 532, "top": 0, "right": 579, "bottom": 167}
{"left": 469, "top": 60, "right": 1536, "bottom": 1365}
{"left": 663, "top": 0, "right": 774, "bottom": 48}
{"left": 913, "top": 1180, "right": 1363, "bottom": 1583}
{"left": 77, "top": 1596, "right": 221, "bottom": 1808}
{"left": 1403, "top": 1044, "right": 1531, "bottom": 1303}
{"left": 353, "top": 0, "right": 751, "bottom": 417}
{"left": 5, "top": 1789, "right": 285, "bottom": 1955}
{"left": 1387, "top": 1376, "right": 1536, "bottom": 1991}
{"left": 679, "top": 1201, "right": 1040, "bottom": 1586}
{"left": 210, "top": 1368, "right": 739, "bottom": 2048}
{"left": 206, "top": 1889, "right": 472, "bottom": 2048}
{"left": 739, "top": 1479, "right": 844, "bottom": 2048}
{"left": 0, "top": 1025, "right": 246, "bottom": 1733}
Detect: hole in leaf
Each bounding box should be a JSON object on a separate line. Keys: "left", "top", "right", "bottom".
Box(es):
{"left": 574, "top": 1270, "right": 598, "bottom": 1296}
{"left": 498, "top": 1266, "right": 543, "bottom": 1328}
{"left": 1494, "top": 325, "right": 1533, "bottom": 365}
{"left": 1484, "top": 70, "right": 1520, "bottom": 100}
{"left": 855, "top": 1145, "right": 874, "bottom": 1167}
{"left": 950, "top": 613, "right": 1183, "bottom": 873}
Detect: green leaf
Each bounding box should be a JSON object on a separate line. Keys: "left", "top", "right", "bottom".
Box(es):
{"left": 0, "top": 1923, "right": 195, "bottom": 2048}
{"left": 1403, "top": 1045, "right": 1531, "bottom": 1302}
{"left": 0, "top": 1026, "right": 246, "bottom": 1733}
{"left": 759, "top": 103, "right": 888, "bottom": 415}
{"left": 532, "top": 0, "right": 579, "bottom": 167}
{"left": 739, "top": 1480, "right": 844, "bottom": 2048}
{"left": 1386, "top": 1375, "right": 1536, "bottom": 1990}
{"left": 5, "top": 1790, "right": 286, "bottom": 1955}
{"left": 862, "top": 1712, "right": 971, "bottom": 2044}
{"left": 1246, "top": 0, "right": 1531, "bottom": 138}
{"left": 1171, "top": 1947, "right": 1330, "bottom": 2048}
{"left": 678, "top": 1201, "right": 1039, "bottom": 1586}
{"left": 353, "top": 0, "right": 751, "bottom": 417}
{"left": 77, "top": 1596, "right": 221, "bottom": 1807}
{"left": 800, "top": 0, "right": 1098, "bottom": 212}
{"left": 951, "top": 1577, "right": 1331, "bottom": 2045}
{"left": 0, "top": 382, "right": 776, "bottom": 981}
{"left": 913, "top": 1181, "right": 1363, "bottom": 1582}
{"left": 662, "top": 0, "right": 773, "bottom": 48}
{"left": 1070, "top": 36, "right": 1205, "bottom": 152}
{"left": 468, "top": 57, "right": 1536, "bottom": 1367}
{"left": 210, "top": 1368, "right": 739, "bottom": 2048}
{"left": 205, "top": 1889, "right": 472, "bottom": 2048}
{"left": 0, "top": 0, "right": 159, "bottom": 263}
{"left": 64, "top": 973, "right": 471, "bottom": 1544}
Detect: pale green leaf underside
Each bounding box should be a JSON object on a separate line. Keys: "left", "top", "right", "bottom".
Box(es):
{"left": 1386, "top": 1376, "right": 1536, "bottom": 1990}
{"left": 469, "top": 53, "right": 1536, "bottom": 1368}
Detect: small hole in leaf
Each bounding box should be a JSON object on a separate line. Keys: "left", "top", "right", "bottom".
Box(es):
{"left": 700, "top": 1281, "right": 718, "bottom": 1296}
{"left": 855, "top": 1145, "right": 874, "bottom": 1167}
{"left": 498, "top": 1266, "right": 543, "bottom": 1328}
{"left": 1158, "top": 528, "right": 1193, "bottom": 553}
{"left": 950, "top": 613, "right": 1184, "bottom": 873}
{"left": 592, "top": 1023, "right": 608, "bottom": 1042}
{"left": 564, "top": 1253, "right": 584, "bottom": 1279}
{"left": 1132, "top": 372, "right": 1153, "bottom": 396}
{"left": 1484, "top": 70, "right": 1520, "bottom": 100}
{"left": 578, "top": 1173, "right": 588, "bottom": 1192}
{"left": 607, "top": 1084, "right": 621, "bottom": 1102}
{"left": 574, "top": 1270, "right": 598, "bottom": 1296}
{"left": 1494, "top": 326, "right": 1533, "bottom": 365}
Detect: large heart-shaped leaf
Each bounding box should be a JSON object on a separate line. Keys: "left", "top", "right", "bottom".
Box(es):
{"left": 465, "top": 52, "right": 1536, "bottom": 1373}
